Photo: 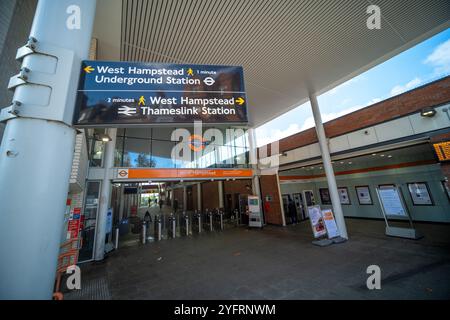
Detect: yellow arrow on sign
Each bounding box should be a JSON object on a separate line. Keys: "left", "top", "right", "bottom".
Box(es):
{"left": 235, "top": 97, "right": 245, "bottom": 106}
{"left": 84, "top": 66, "right": 94, "bottom": 73}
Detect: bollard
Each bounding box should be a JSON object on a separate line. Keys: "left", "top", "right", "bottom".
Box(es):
{"left": 142, "top": 223, "right": 146, "bottom": 244}
{"left": 115, "top": 227, "right": 119, "bottom": 249}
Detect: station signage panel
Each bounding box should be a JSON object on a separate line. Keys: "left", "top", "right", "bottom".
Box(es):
{"left": 73, "top": 61, "right": 248, "bottom": 126}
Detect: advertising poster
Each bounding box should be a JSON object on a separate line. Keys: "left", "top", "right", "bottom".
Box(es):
{"left": 308, "top": 206, "right": 327, "bottom": 238}
{"left": 407, "top": 182, "right": 433, "bottom": 205}
{"left": 355, "top": 186, "right": 373, "bottom": 205}
{"left": 319, "top": 188, "right": 332, "bottom": 205}
{"left": 338, "top": 187, "right": 351, "bottom": 205}
{"left": 321, "top": 209, "right": 340, "bottom": 239}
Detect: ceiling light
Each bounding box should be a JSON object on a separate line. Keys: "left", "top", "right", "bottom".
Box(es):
{"left": 380, "top": 154, "right": 385, "bottom": 157}
{"left": 340, "top": 161, "right": 344, "bottom": 164}
{"left": 387, "top": 155, "right": 392, "bottom": 158}
{"left": 420, "top": 107, "right": 436, "bottom": 118}
{"left": 95, "top": 133, "right": 112, "bottom": 142}
{"left": 372, "top": 153, "right": 377, "bottom": 156}
{"left": 348, "top": 162, "right": 352, "bottom": 164}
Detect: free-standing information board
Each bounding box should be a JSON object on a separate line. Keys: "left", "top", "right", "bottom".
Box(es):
{"left": 308, "top": 206, "right": 327, "bottom": 238}
{"left": 321, "top": 209, "right": 340, "bottom": 239}
{"left": 375, "top": 185, "right": 422, "bottom": 239}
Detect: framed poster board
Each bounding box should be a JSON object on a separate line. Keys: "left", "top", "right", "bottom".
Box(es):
{"left": 376, "top": 184, "right": 407, "bottom": 217}
{"left": 338, "top": 187, "right": 351, "bottom": 205}
{"left": 308, "top": 206, "right": 327, "bottom": 238}
{"left": 355, "top": 186, "right": 373, "bottom": 205}
{"left": 407, "top": 182, "right": 434, "bottom": 206}
{"left": 319, "top": 188, "right": 332, "bottom": 205}
{"left": 442, "top": 181, "right": 450, "bottom": 202}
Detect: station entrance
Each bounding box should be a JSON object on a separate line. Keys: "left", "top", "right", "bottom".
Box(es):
{"left": 108, "top": 178, "right": 258, "bottom": 248}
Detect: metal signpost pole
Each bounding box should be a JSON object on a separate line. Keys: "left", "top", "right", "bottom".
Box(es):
{"left": 0, "top": 0, "right": 97, "bottom": 299}
{"left": 309, "top": 93, "right": 348, "bottom": 239}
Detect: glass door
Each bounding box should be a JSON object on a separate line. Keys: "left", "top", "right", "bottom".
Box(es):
{"left": 79, "top": 181, "right": 101, "bottom": 262}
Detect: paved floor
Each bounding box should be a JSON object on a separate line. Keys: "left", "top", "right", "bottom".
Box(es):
{"left": 67, "top": 219, "right": 450, "bottom": 300}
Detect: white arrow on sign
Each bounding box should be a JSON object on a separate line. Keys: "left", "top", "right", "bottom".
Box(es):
{"left": 118, "top": 105, "right": 137, "bottom": 116}
{"left": 203, "top": 77, "right": 215, "bottom": 86}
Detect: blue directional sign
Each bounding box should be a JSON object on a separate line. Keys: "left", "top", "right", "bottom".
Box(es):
{"left": 73, "top": 61, "right": 248, "bottom": 125}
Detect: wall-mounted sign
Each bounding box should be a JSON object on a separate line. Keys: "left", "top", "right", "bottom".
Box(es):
{"left": 377, "top": 185, "right": 407, "bottom": 217}
{"left": 308, "top": 205, "right": 327, "bottom": 238}
{"left": 355, "top": 186, "right": 373, "bottom": 205}
{"left": 432, "top": 141, "right": 450, "bottom": 162}
{"left": 73, "top": 61, "right": 248, "bottom": 126}
{"left": 116, "top": 168, "right": 253, "bottom": 180}
{"left": 407, "top": 182, "right": 433, "bottom": 206}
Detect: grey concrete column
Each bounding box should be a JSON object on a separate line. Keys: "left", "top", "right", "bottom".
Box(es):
{"left": 197, "top": 183, "right": 202, "bottom": 211}
{"left": 183, "top": 185, "right": 187, "bottom": 211}
{"left": 94, "top": 128, "right": 117, "bottom": 261}
{"left": 309, "top": 93, "right": 348, "bottom": 239}
{"left": 218, "top": 180, "right": 224, "bottom": 208}
{"left": 0, "top": 0, "right": 97, "bottom": 299}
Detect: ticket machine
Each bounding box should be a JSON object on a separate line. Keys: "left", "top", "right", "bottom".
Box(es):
{"left": 241, "top": 195, "right": 263, "bottom": 228}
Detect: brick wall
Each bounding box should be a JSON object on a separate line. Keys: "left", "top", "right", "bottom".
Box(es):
{"left": 259, "top": 175, "right": 284, "bottom": 225}
{"left": 201, "top": 181, "right": 220, "bottom": 211}
{"left": 260, "top": 76, "right": 450, "bottom": 156}
{"left": 223, "top": 179, "right": 253, "bottom": 195}
{"left": 191, "top": 185, "right": 199, "bottom": 211}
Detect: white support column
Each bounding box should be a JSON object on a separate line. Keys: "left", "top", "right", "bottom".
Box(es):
{"left": 276, "top": 173, "right": 286, "bottom": 226}
{"left": 248, "top": 128, "right": 263, "bottom": 213}
{"left": 94, "top": 128, "right": 117, "bottom": 261}
{"left": 0, "top": 0, "right": 96, "bottom": 299}
{"left": 309, "top": 93, "right": 348, "bottom": 239}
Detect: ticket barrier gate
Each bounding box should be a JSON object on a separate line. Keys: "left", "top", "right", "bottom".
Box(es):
{"left": 193, "top": 210, "right": 202, "bottom": 234}
{"left": 202, "top": 209, "right": 210, "bottom": 231}
{"left": 233, "top": 209, "right": 241, "bottom": 226}
{"left": 212, "top": 209, "right": 224, "bottom": 231}
{"left": 168, "top": 213, "right": 177, "bottom": 239}
{"left": 154, "top": 214, "right": 162, "bottom": 241}
{"left": 180, "top": 211, "right": 190, "bottom": 236}
{"left": 206, "top": 210, "right": 213, "bottom": 232}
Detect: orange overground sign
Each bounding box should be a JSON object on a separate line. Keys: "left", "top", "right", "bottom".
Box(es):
{"left": 117, "top": 168, "right": 253, "bottom": 179}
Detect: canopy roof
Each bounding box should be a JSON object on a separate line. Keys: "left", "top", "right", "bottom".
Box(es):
{"left": 93, "top": 0, "right": 450, "bottom": 126}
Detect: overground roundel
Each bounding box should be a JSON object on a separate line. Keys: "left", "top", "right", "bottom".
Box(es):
{"left": 188, "top": 135, "right": 206, "bottom": 152}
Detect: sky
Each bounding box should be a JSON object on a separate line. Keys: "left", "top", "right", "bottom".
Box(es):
{"left": 255, "top": 28, "right": 450, "bottom": 147}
